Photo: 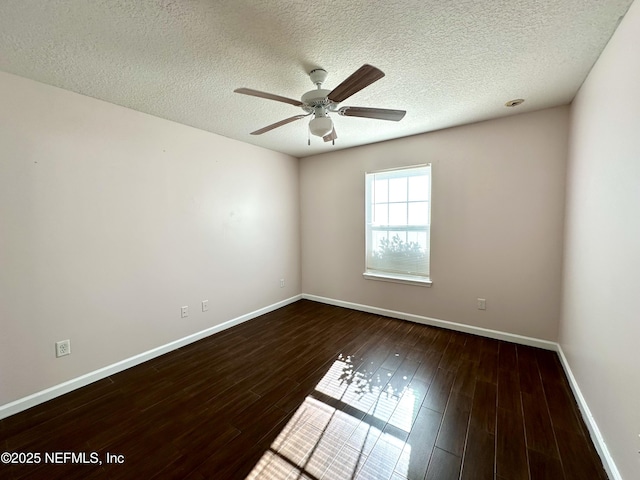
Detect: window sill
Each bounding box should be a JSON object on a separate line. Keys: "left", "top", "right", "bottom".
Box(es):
{"left": 363, "top": 271, "right": 432, "bottom": 287}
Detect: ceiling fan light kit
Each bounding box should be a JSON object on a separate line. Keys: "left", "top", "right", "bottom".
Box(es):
{"left": 309, "top": 116, "right": 333, "bottom": 137}
{"left": 234, "top": 64, "right": 406, "bottom": 144}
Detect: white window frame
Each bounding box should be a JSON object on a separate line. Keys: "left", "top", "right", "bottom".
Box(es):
{"left": 363, "top": 164, "right": 432, "bottom": 287}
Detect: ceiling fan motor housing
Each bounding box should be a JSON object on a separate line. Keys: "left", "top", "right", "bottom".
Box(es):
{"left": 301, "top": 89, "right": 333, "bottom": 107}
{"left": 303, "top": 68, "right": 338, "bottom": 115}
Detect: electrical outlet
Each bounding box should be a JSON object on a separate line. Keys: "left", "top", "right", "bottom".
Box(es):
{"left": 202, "top": 300, "right": 209, "bottom": 312}
{"left": 280, "top": 278, "right": 285, "bottom": 288}
{"left": 181, "top": 306, "right": 189, "bottom": 318}
{"left": 477, "top": 298, "right": 486, "bottom": 310}
{"left": 56, "top": 339, "right": 71, "bottom": 358}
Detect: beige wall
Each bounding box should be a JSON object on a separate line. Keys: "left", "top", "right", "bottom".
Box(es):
{"left": 301, "top": 107, "right": 569, "bottom": 341}
{"left": 0, "top": 71, "right": 300, "bottom": 406}
{"left": 1, "top": 8, "right": 637, "bottom": 472}
{"left": 561, "top": 0, "right": 640, "bottom": 477}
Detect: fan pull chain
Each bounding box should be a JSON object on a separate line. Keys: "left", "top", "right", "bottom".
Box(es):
{"left": 308, "top": 127, "right": 311, "bottom": 146}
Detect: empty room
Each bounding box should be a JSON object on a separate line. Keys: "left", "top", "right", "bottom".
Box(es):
{"left": 0, "top": 1, "right": 638, "bottom": 479}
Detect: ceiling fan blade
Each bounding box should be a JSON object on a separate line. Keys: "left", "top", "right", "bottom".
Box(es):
{"left": 323, "top": 127, "right": 337, "bottom": 142}
{"left": 327, "top": 65, "right": 385, "bottom": 103}
{"left": 339, "top": 106, "right": 406, "bottom": 121}
{"left": 250, "top": 115, "right": 308, "bottom": 135}
{"left": 234, "top": 88, "right": 303, "bottom": 107}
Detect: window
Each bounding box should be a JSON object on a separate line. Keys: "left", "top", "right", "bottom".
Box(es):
{"left": 364, "top": 164, "right": 432, "bottom": 286}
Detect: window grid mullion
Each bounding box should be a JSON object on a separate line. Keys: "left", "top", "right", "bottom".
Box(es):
{"left": 365, "top": 165, "right": 431, "bottom": 280}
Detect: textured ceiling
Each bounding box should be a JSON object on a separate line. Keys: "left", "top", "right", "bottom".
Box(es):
{"left": 0, "top": 0, "right": 633, "bottom": 158}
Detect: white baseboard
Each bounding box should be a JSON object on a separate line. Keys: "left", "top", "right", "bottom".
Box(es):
{"left": 0, "top": 295, "right": 302, "bottom": 421}
{"left": 302, "top": 293, "right": 621, "bottom": 479}
{"left": 556, "top": 346, "right": 622, "bottom": 480}
{"left": 302, "top": 294, "right": 558, "bottom": 350}
{"left": 0, "top": 293, "right": 622, "bottom": 480}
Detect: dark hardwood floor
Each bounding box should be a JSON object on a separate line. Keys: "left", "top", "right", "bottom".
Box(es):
{"left": 0, "top": 300, "right": 607, "bottom": 479}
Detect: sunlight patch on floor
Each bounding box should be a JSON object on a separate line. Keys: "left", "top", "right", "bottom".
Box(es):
{"left": 245, "top": 356, "right": 417, "bottom": 479}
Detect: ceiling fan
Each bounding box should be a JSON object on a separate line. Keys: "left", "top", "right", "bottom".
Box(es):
{"left": 234, "top": 64, "right": 406, "bottom": 144}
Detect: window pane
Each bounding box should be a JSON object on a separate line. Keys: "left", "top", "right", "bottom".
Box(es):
{"left": 408, "top": 231, "right": 428, "bottom": 251}
{"left": 374, "top": 179, "right": 388, "bottom": 204}
{"left": 374, "top": 204, "right": 388, "bottom": 225}
{"left": 388, "top": 177, "right": 407, "bottom": 202}
{"left": 371, "top": 230, "right": 387, "bottom": 254}
{"left": 389, "top": 203, "right": 407, "bottom": 225}
{"left": 408, "top": 202, "right": 429, "bottom": 226}
{"left": 390, "top": 231, "right": 407, "bottom": 245}
{"left": 408, "top": 175, "right": 429, "bottom": 201}
{"left": 417, "top": 231, "right": 427, "bottom": 250}
{"left": 365, "top": 165, "right": 431, "bottom": 279}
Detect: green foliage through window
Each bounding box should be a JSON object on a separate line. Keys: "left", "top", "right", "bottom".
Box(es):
{"left": 365, "top": 164, "right": 431, "bottom": 279}
{"left": 370, "top": 234, "right": 426, "bottom": 274}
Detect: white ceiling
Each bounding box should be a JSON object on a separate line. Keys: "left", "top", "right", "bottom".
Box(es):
{"left": 0, "top": 0, "right": 633, "bottom": 158}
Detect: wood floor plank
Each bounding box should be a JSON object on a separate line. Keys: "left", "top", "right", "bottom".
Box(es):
{"left": 480, "top": 337, "right": 500, "bottom": 354}
{"left": 425, "top": 447, "right": 461, "bottom": 480}
{"left": 543, "top": 380, "right": 586, "bottom": 436}
{"left": 554, "top": 427, "right": 608, "bottom": 480}
{"left": 452, "top": 359, "right": 478, "bottom": 398}
{"left": 517, "top": 345, "right": 544, "bottom": 395}
{"left": 460, "top": 425, "right": 495, "bottom": 480}
{"left": 533, "top": 349, "right": 566, "bottom": 383}
{"left": 387, "top": 378, "right": 429, "bottom": 431}
{"left": 527, "top": 449, "right": 565, "bottom": 480}
{"left": 422, "top": 368, "right": 456, "bottom": 413}
{"left": 469, "top": 380, "right": 497, "bottom": 434}
{"left": 435, "top": 392, "right": 472, "bottom": 456}
{"left": 497, "top": 375, "right": 521, "bottom": 412}
{"left": 428, "top": 329, "right": 453, "bottom": 354}
{"left": 496, "top": 406, "right": 529, "bottom": 480}
{"left": 439, "top": 340, "right": 466, "bottom": 372}
{"left": 0, "top": 300, "right": 608, "bottom": 480}
{"left": 476, "top": 349, "right": 499, "bottom": 384}
{"left": 394, "top": 407, "right": 442, "bottom": 480}
{"left": 498, "top": 342, "right": 518, "bottom": 372}
{"left": 521, "top": 391, "right": 560, "bottom": 459}
{"left": 412, "top": 349, "right": 442, "bottom": 385}
{"left": 201, "top": 406, "right": 293, "bottom": 479}
{"left": 355, "top": 423, "right": 407, "bottom": 480}
{"left": 390, "top": 356, "right": 421, "bottom": 387}
{"left": 460, "top": 334, "right": 484, "bottom": 362}
{"left": 156, "top": 423, "right": 240, "bottom": 479}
